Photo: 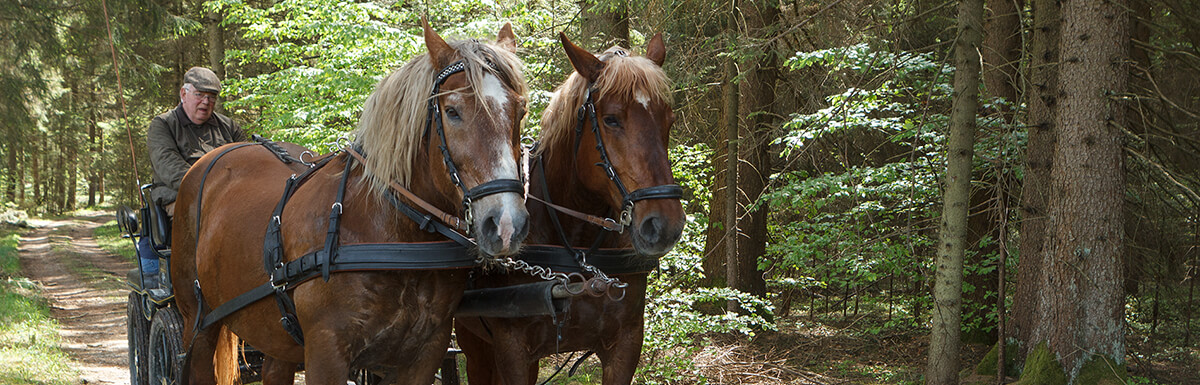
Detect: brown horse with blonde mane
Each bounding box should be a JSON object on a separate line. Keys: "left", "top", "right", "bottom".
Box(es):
{"left": 170, "top": 22, "right": 530, "bottom": 385}
{"left": 455, "top": 33, "right": 685, "bottom": 385}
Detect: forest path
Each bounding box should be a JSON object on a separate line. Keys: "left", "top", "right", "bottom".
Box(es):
{"left": 18, "top": 211, "right": 131, "bottom": 385}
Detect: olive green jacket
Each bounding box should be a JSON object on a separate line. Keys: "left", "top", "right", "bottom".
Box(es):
{"left": 147, "top": 104, "right": 246, "bottom": 206}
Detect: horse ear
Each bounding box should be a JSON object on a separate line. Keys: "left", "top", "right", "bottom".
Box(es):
{"left": 496, "top": 23, "right": 518, "bottom": 52}
{"left": 559, "top": 32, "right": 604, "bottom": 82}
{"left": 422, "top": 17, "right": 455, "bottom": 69}
{"left": 645, "top": 33, "right": 666, "bottom": 67}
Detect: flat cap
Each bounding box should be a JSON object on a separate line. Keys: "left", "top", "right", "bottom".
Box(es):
{"left": 183, "top": 67, "right": 222, "bottom": 94}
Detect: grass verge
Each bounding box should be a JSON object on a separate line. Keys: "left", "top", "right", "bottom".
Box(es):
{"left": 0, "top": 227, "right": 79, "bottom": 385}
{"left": 94, "top": 220, "right": 136, "bottom": 262}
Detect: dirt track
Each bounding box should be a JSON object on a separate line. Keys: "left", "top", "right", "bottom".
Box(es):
{"left": 18, "top": 211, "right": 131, "bottom": 385}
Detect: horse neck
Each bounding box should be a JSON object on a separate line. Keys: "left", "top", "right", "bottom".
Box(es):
{"left": 531, "top": 140, "right": 628, "bottom": 248}
{"left": 343, "top": 145, "right": 458, "bottom": 244}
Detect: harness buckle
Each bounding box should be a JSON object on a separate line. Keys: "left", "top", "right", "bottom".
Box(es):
{"left": 331, "top": 202, "right": 343, "bottom": 215}
{"left": 271, "top": 262, "right": 287, "bottom": 290}
{"left": 619, "top": 203, "right": 634, "bottom": 228}
{"left": 462, "top": 200, "right": 475, "bottom": 229}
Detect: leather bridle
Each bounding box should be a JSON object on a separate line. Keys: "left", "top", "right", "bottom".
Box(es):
{"left": 571, "top": 86, "right": 683, "bottom": 231}
{"left": 426, "top": 60, "right": 525, "bottom": 230}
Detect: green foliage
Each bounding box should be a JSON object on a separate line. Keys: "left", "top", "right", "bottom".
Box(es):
{"left": 213, "top": 0, "right": 574, "bottom": 150}
{"left": 764, "top": 42, "right": 1020, "bottom": 335}
{"left": 213, "top": 0, "right": 424, "bottom": 147}
{"left": 633, "top": 143, "right": 774, "bottom": 384}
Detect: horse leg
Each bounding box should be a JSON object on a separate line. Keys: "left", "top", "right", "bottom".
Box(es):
{"left": 483, "top": 332, "right": 537, "bottom": 385}
{"left": 300, "top": 342, "right": 352, "bottom": 385}
{"left": 185, "top": 323, "right": 223, "bottom": 385}
{"left": 456, "top": 322, "right": 499, "bottom": 385}
{"left": 260, "top": 355, "right": 300, "bottom": 385}
{"left": 597, "top": 338, "right": 643, "bottom": 385}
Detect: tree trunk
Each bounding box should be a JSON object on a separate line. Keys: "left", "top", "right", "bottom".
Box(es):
{"left": 1027, "top": 0, "right": 1129, "bottom": 380}
{"left": 5, "top": 142, "right": 15, "bottom": 202}
{"left": 68, "top": 146, "right": 77, "bottom": 211}
{"left": 54, "top": 150, "right": 64, "bottom": 214}
{"left": 983, "top": 0, "right": 1022, "bottom": 121}
{"left": 723, "top": 56, "right": 740, "bottom": 303}
{"left": 734, "top": 0, "right": 777, "bottom": 300}
{"left": 18, "top": 153, "right": 25, "bottom": 205}
{"left": 32, "top": 135, "right": 41, "bottom": 209}
{"left": 702, "top": 142, "right": 729, "bottom": 287}
{"left": 579, "top": 0, "right": 629, "bottom": 51}
{"left": 206, "top": 5, "right": 226, "bottom": 114}
{"left": 926, "top": 0, "right": 984, "bottom": 382}
{"left": 1013, "top": 0, "right": 1059, "bottom": 361}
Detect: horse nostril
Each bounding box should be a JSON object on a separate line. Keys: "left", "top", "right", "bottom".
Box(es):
{"left": 482, "top": 214, "right": 501, "bottom": 243}
{"left": 639, "top": 216, "right": 662, "bottom": 244}
{"left": 514, "top": 213, "right": 530, "bottom": 241}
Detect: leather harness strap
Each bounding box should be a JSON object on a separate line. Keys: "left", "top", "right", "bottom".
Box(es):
{"left": 345, "top": 147, "right": 468, "bottom": 232}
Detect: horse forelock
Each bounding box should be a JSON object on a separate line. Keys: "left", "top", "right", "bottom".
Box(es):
{"left": 536, "top": 53, "right": 671, "bottom": 157}
{"left": 353, "top": 37, "right": 528, "bottom": 196}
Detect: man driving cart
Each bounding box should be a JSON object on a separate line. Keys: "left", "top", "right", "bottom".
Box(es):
{"left": 138, "top": 66, "right": 246, "bottom": 288}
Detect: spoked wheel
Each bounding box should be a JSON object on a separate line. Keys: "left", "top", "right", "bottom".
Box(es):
{"left": 126, "top": 292, "right": 151, "bottom": 385}
{"left": 352, "top": 369, "right": 385, "bottom": 385}
{"left": 149, "top": 306, "right": 184, "bottom": 385}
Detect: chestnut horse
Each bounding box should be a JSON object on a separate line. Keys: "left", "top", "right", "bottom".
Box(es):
{"left": 170, "top": 23, "right": 530, "bottom": 385}
{"left": 455, "top": 33, "right": 685, "bottom": 385}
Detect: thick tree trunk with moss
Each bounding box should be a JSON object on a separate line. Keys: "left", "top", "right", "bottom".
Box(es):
{"left": 926, "top": 0, "right": 984, "bottom": 383}
{"left": 1013, "top": 0, "right": 1059, "bottom": 361}
{"left": 1026, "top": 0, "right": 1129, "bottom": 381}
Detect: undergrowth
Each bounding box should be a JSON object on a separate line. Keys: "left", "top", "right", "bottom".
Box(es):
{"left": 0, "top": 228, "right": 79, "bottom": 385}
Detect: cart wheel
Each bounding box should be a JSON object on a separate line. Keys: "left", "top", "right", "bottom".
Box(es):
{"left": 352, "top": 369, "right": 384, "bottom": 385}
{"left": 127, "top": 292, "right": 151, "bottom": 385}
{"left": 149, "top": 306, "right": 184, "bottom": 385}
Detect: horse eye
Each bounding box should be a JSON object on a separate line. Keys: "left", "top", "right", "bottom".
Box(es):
{"left": 603, "top": 116, "right": 622, "bottom": 128}
{"left": 445, "top": 107, "right": 461, "bottom": 120}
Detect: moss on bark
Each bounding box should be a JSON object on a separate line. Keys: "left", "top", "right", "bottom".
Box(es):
{"left": 1075, "top": 354, "right": 1126, "bottom": 385}
{"left": 973, "top": 342, "right": 1020, "bottom": 377}
{"left": 1012, "top": 342, "right": 1067, "bottom": 385}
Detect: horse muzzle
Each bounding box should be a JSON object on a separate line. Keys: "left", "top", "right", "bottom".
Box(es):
{"left": 629, "top": 200, "right": 684, "bottom": 257}
{"left": 472, "top": 192, "right": 530, "bottom": 256}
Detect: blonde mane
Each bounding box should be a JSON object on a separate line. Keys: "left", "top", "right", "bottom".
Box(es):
{"left": 354, "top": 38, "right": 528, "bottom": 193}
{"left": 537, "top": 48, "right": 672, "bottom": 156}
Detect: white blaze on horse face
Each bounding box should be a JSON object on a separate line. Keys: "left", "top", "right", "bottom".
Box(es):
{"left": 480, "top": 73, "right": 508, "bottom": 116}
{"left": 635, "top": 91, "right": 650, "bottom": 110}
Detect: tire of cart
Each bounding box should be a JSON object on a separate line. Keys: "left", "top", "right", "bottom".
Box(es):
{"left": 126, "top": 292, "right": 151, "bottom": 385}
{"left": 149, "top": 306, "right": 185, "bottom": 385}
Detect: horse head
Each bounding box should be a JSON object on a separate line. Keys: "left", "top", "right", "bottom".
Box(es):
{"left": 355, "top": 21, "right": 530, "bottom": 256}
{"left": 556, "top": 32, "right": 685, "bottom": 256}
